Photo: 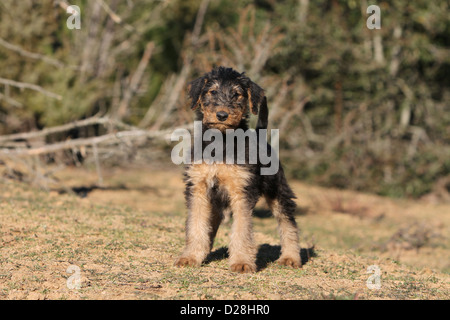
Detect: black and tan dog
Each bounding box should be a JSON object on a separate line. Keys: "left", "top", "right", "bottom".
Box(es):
{"left": 174, "top": 66, "right": 301, "bottom": 273}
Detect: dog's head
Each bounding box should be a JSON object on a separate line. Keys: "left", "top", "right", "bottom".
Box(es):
{"left": 188, "top": 66, "right": 265, "bottom": 131}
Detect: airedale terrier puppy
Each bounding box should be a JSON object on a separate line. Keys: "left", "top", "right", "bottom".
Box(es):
{"left": 174, "top": 66, "right": 301, "bottom": 273}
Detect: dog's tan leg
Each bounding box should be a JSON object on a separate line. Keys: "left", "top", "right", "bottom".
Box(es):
{"left": 229, "top": 203, "right": 256, "bottom": 273}
{"left": 175, "top": 180, "right": 212, "bottom": 267}
{"left": 219, "top": 166, "right": 257, "bottom": 273}
{"left": 228, "top": 199, "right": 257, "bottom": 273}
{"left": 267, "top": 197, "right": 301, "bottom": 268}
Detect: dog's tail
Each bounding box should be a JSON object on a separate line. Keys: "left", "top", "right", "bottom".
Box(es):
{"left": 256, "top": 96, "right": 268, "bottom": 130}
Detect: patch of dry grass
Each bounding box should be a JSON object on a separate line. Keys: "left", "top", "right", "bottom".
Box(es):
{"left": 0, "top": 165, "right": 449, "bottom": 300}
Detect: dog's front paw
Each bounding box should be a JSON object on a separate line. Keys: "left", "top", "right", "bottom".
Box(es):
{"left": 277, "top": 256, "right": 302, "bottom": 268}
{"left": 230, "top": 263, "right": 256, "bottom": 273}
{"left": 174, "top": 256, "right": 201, "bottom": 268}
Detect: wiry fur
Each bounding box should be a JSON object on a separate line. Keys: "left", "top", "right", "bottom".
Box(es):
{"left": 175, "top": 66, "right": 301, "bottom": 273}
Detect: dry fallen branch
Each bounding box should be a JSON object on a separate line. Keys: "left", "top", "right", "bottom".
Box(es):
{"left": 0, "top": 127, "right": 178, "bottom": 157}
{"left": 0, "top": 116, "right": 133, "bottom": 144}
{"left": 0, "top": 115, "right": 188, "bottom": 191}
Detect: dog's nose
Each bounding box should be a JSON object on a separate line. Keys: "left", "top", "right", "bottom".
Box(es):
{"left": 216, "top": 111, "right": 229, "bottom": 122}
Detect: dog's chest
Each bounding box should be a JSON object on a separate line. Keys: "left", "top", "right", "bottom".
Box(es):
{"left": 186, "top": 163, "right": 251, "bottom": 191}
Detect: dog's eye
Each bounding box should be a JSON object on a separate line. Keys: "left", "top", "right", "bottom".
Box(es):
{"left": 210, "top": 90, "right": 217, "bottom": 95}
{"left": 232, "top": 93, "right": 240, "bottom": 99}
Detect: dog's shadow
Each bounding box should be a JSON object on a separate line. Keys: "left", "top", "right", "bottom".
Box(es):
{"left": 205, "top": 244, "right": 316, "bottom": 271}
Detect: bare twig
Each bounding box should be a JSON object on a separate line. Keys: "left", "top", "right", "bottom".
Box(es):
{"left": 0, "top": 92, "right": 23, "bottom": 108}
{"left": 115, "top": 42, "right": 155, "bottom": 120}
{"left": 144, "top": 0, "right": 210, "bottom": 130}
{"left": 0, "top": 77, "right": 62, "bottom": 100}
{"left": 191, "top": 0, "right": 210, "bottom": 46}
{"left": 0, "top": 37, "right": 67, "bottom": 69}
{"left": 278, "top": 96, "right": 309, "bottom": 132}
{"left": 97, "top": 0, "right": 135, "bottom": 32}
{"left": 139, "top": 74, "right": 176, "bottom": 128}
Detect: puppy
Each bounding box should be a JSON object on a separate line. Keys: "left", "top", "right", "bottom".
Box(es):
{"left": 175, "top": 67, "right": 301, "bottom": 273}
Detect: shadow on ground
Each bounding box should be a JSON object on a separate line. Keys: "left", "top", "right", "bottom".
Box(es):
{"left": 253, "top": 206, "right": 310, "bottom": 218}
{"left": 205, "top": 244, "right": 316, "bottom": 272}
{"left": 57, "top": 184, "right": 159, "bottom": 198}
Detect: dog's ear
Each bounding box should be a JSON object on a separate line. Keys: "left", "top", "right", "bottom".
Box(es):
{"left": 188, "top": 76, "right": 207, "bottom": 110}
{"left": 256, "top": 96, "right": 268, "bottom": 130}
{"left": 247, "top": 81, "right": 265, "bottom": 115}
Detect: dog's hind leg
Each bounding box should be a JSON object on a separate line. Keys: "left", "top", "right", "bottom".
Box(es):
{"left": 208, "top": 206, "right": 223, "bottom": 250}
{"left": 266, "top": 188, "right": 301, "bottom": 268}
